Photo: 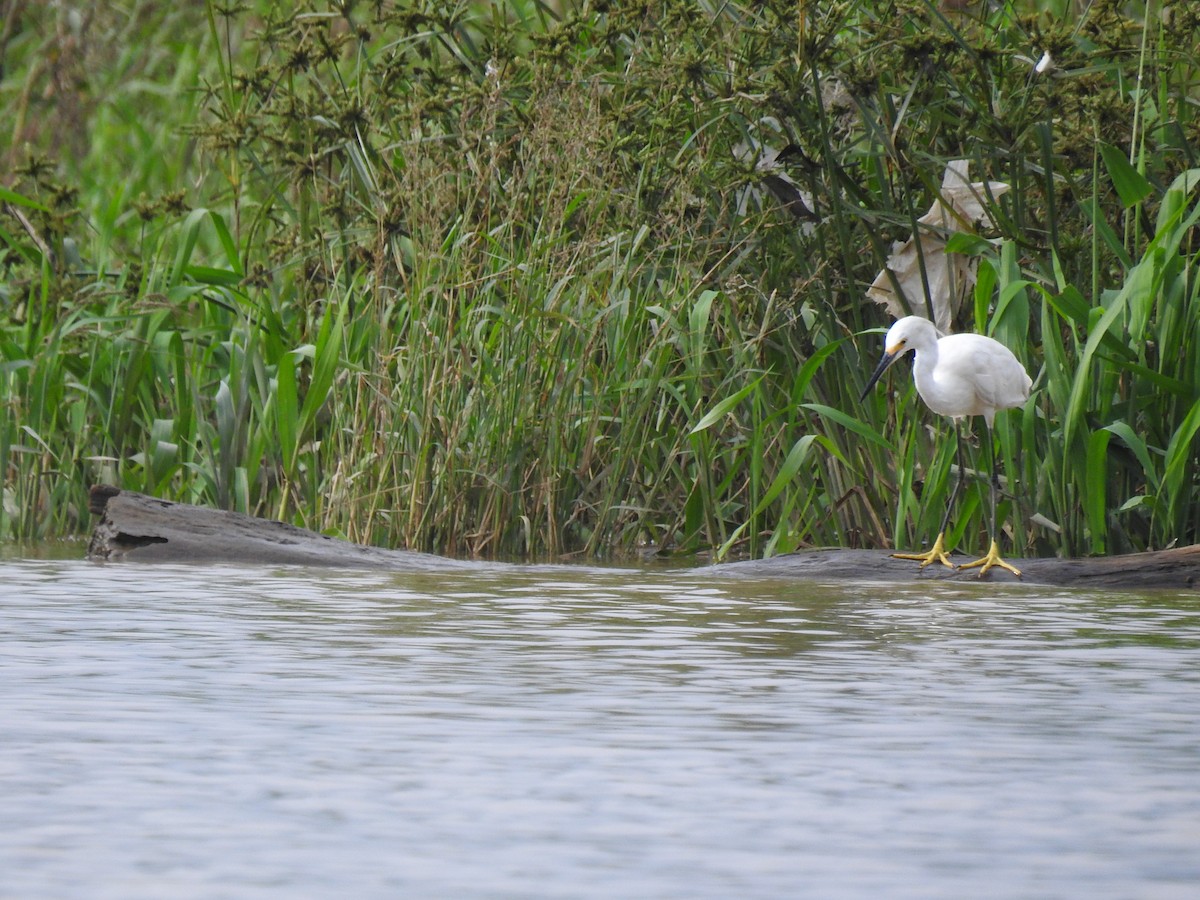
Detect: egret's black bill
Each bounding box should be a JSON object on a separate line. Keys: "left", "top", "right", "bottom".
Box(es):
{"left": 860, "top": 351, "right": 896, "bottom": 402}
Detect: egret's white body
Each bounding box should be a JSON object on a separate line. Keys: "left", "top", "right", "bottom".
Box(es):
{"left": 882, "top": 317, "right": 1031, "bottom": 426}
{"left": 862, "top": 316, "right": 1032, "bottom": 577}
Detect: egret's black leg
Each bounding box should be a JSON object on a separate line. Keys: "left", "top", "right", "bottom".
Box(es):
{"left": 893, "top": 419, "right": 964, "bottom": 570}
{"left": 959, "top": 419, "right": 1023, "bottom": 577}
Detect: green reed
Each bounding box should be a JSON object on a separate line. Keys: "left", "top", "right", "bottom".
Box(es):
{"left": 1, "top": 0, "right": 1198, "bottom": 559}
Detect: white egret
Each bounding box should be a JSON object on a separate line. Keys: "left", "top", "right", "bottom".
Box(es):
{"left": 860, "top": 315, "right": 1032, "bottom": 577}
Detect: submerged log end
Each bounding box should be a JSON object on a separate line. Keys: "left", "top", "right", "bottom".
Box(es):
{"left": 712, "top": 545, "right": 1200, "bottom": 590}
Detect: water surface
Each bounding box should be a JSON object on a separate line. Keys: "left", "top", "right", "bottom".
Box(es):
{"left": 2, "top": 558, "right": 1198, "bottom": 898}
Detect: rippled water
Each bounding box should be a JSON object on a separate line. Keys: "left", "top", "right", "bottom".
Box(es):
{"left": 2, "top": 556, "right": 1199, "bottom": 899}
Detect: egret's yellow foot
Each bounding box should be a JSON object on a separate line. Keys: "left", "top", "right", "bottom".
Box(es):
{"left": 957, "top": 539, "right": 1022, "bottom": 578}
{"left": 892, "top": 532, "right": 955, "bottom": 569}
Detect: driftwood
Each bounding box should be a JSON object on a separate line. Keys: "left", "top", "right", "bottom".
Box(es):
{"left": 87, "top": 486, "right": 1200, "bottom": 590}
{"left": 710, "top": 546, "right": 1200, "bottom": 590}
{"left": 86, "top": 485, "right": 479, "bottom": 572}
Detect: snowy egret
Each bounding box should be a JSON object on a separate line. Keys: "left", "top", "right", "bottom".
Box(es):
{"left": 860, "top": 315, "right": 1032, "bottom": 577}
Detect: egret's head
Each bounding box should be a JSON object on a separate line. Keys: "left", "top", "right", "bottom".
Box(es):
{"left": 885, "top": 316, "right": 939, "bottom": 356}
{"left": 860, "top": 317, "right": 935, "bottom": 401}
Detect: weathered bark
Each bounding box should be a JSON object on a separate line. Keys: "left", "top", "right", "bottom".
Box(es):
{"left": 86, "top": 486, "right": 1200, "bottom": 589}
{"left": 86, "top": 485, "right": 479, "bottom": 572}
{"left": 709, "top": 546, "right": 1200, "bottom": 590}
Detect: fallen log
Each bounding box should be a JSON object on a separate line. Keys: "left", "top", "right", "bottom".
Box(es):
{"left": 86, "top": 484, "right": 479, "bottom": 572}
{"left": 86, "top": 485, "right": 1200, "bottom": 589}
{"left": 709, "top": 546, "right": 1200, "bottom": 590}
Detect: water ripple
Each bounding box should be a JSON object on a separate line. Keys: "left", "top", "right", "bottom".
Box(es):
{"left": 1, "top": 559, "right": 1198, "bottom": 899}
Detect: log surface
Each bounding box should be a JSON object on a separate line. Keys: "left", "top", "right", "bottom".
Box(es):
{"left": 709, "top": 546, "right": 1200, "bottom": 590}
{"left": 86, "top": 485, "right": 479, "bottom": 572}
{"left": 86, "top": 486, "right": 1200, "bottom": 590}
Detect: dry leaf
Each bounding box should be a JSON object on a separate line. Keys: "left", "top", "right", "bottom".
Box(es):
{"left": 733, "top": 119, "right": 819, "bottom": 230}
{"left": 867, "top": 160, "right": 1009, "bottom": 333}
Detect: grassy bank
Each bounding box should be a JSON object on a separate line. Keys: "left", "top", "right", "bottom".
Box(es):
{"left": 2, "top": 0, "right": 1199, "bottom": 559}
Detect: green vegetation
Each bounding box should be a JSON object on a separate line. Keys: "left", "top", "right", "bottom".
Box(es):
{"left": 2, "top": 1, "right": 1199, "bottom": 560}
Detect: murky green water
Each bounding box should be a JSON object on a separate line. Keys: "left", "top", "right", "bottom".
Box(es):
{"left": 2, "top": 557, "right": 1198, "bottom": 898}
